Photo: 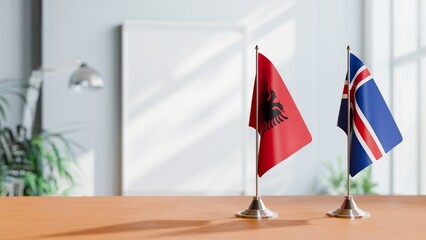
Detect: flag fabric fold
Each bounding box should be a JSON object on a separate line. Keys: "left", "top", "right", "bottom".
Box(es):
{"left": 249, "top": 53, "right": 312, "bottom": 177}
{"left": 338, "top": 53, "right": 403, "bottom": 176}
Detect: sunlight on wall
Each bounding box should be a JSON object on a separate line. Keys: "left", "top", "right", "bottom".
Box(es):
{"left": 172, "top": 31, "right": 244, "bottom": 79}
{"left": 257, "top": 19, "right": 295, "bottom": 68}
{"left": 240, "top": 0, "right": 294, "bottom": 32}
{"left": 120, "top": 0, "right": 363, "bottom": 196}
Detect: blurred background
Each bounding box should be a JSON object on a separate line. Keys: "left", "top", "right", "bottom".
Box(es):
{"left": 0, "top": 0, "right": 424, "bottom": 196}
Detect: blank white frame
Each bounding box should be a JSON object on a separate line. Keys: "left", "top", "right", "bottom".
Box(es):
{"left": 121, "top": 21, "right": 248, "bottom": 195}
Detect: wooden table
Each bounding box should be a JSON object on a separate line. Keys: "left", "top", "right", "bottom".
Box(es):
{"left": 1, "top": 196, "right": 425, "bottom": 239}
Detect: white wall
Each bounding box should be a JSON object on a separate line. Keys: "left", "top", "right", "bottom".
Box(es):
{"left": 364, "top": 0, "right": 393, "bottom": 194}
{"left": 0, "top": 0, "right": 32, "bottom": 127}
{"left": 43, "top": 0, "right": 363, "bottom": 195}
{"left": 365, "top": 0, "right": 426, "bottom": 195}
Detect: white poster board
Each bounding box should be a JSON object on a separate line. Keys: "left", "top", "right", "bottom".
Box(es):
{"left": 121, "top": 21, "right": 247, "bottom": 195}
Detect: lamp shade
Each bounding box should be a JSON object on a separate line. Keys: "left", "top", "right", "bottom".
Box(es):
{"left": 69, "top": 63, "right": 104, "bottom": 90}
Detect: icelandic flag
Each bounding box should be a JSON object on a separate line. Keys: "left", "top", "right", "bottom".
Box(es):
{"left": 337, "top": 53, "right": 402, "bottom": 177}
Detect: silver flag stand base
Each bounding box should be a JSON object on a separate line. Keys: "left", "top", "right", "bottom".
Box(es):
{"left": 236, "top": 196, "right": 278, "bottom": 219}
{"left": 327, "top": 195, "right": 370, "bottom": 219}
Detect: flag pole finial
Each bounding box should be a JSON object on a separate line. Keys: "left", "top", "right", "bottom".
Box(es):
{"left": 347, "top": 45, "right": 350, "bottom": 51}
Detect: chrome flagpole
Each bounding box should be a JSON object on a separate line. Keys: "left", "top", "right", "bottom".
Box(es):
{"left": 236, "top": 45, "right": 277, "bottom": 219}
{"left": 327, "top": 46, "right": 369, "bottom": 219}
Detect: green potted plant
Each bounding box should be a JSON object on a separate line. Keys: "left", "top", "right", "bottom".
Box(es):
{"left": 0, "top": 78, "right": 80, "bottom": 196}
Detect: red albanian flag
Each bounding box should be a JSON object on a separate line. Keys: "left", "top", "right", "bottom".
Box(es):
{"left": 249, "top": 53, "right": 312, "bottom": 177}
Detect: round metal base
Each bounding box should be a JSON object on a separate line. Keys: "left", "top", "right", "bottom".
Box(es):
{"left": 327, "top": 195, "right": 370, "bottom": 219}
{"left": 236, "top": 196, "right": 278, "bottom": 219}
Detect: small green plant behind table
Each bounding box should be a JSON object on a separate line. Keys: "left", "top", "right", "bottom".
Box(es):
{"left": 319, "top": 156, "right": 378, "bottom": 195}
